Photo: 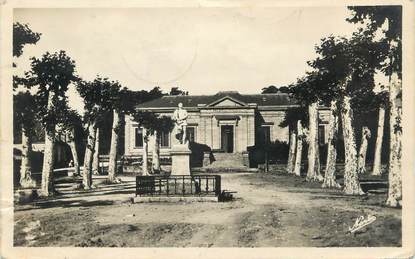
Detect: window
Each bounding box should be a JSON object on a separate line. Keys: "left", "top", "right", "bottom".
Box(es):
{"left": 135, "top": 127, "right": 143, "bottom": 148}
{"left": 186, "top": 127, "right": 196, "bottom": 143}
{"left": 159, "top": 131, "right": 170, "bottom": 148}
{"left": 258, "top": 126, "right": 271, "bottom": 145}
{"left": 318, "top": 125, "right": 326, "bottom": 145}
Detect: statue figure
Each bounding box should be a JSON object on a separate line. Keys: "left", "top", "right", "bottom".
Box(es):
{"left": 172, "top": 102, "right": 188, "bottom": 144}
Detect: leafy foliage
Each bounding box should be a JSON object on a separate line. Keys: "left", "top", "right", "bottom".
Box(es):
{"left": 290, "top": 73, "right": 323, "bottom": 106}
{"left": 116, "top": 86, "right": 164, "bottom": 114}
{"left": 279, "top": 106, "right": 309, "bottom": 129}
{"left": 309, "top": 33, "right": 384, "bottom": 98}
{"left": 76, "top": 76, "right": 120, "bottom": 125}
{"left": 13, "top": 22, "right": 41, "bottom": 88}
{"left": 347, "top": 6, "right": 401, "bottom": 39}
{"left": 58, "top": 107, "right": 84, "bottom": 140}
{"left": 13, "top": 75, "right": 29, "bottom": 90}
{"left": 346, "top": 5, "right": 402, "bottom": 141}
{"left": 13, "top": 22, "right": 41, "bottom": 58}
{"left": 169, "top": 87, "right": 188, "bottom": 96}
{"left": 117, "top": 86, "right": 166, "bottom": 124}
{"left": 23, "top": 51, "right": 77, "bottom": 133}
{"left": 261, "top": 85, "right": 291, "bottom": 94}
{"left": 286, "top": 20, "right": 390, "bottom": 145}
{"left": 110, "top": 86, "right": 166, "bottom": 137}
{"left": 290, "top": 31, "right": 385, "bottom": 117}
{"left": 13, "top": 91, "right": 38, "bottom": 136}
{"left": 347, "top": 6, "right": 402, "bottom": 77}
{"left": 131, "top": 111, "right": 174, "bottom": 138}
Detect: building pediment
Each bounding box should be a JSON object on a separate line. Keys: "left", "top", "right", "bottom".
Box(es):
{"left": 207, "top": 96, "right": 248, "bottom": 107}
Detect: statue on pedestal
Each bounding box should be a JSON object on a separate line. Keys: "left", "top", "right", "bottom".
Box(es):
{"left": 172, "top": 102, "right": 188, "bottom": 144}
{"left": 171, "top": 103, "right": 191, "bottom": 176}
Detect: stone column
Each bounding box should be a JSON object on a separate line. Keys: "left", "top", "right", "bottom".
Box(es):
{"left": 205, "top": 116, "right": 212, "bottom": 148}
{"left": 242, "top": 151, "right": 250, "bottom": 167}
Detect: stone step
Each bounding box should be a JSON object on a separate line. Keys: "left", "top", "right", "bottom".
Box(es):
{"left": 205, "top": 152, "right": 247, "bottom": 169}
{"left": 211, "top": 152, "right": 244, "bottom": 159}
{"left": 192, "top": 167, "right": 258, "bottom": 173}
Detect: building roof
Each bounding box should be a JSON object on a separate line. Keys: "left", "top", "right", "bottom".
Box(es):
{"left": 137, "top": 91, "right": 296, "bottom": 109}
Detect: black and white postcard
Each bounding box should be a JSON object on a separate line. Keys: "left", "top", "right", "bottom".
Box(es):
{"left": 1, "top": 1, "right": 414, "bottom": 258}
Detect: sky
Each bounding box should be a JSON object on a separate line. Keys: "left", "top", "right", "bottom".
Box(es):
{"left": 14, "top": 7, "right": 360, "bottom": 113}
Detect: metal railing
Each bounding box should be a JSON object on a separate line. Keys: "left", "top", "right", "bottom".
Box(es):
{"left": 136, "top": 175, "right": 221, "bottom": 197}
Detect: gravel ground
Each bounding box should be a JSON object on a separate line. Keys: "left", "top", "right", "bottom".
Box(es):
{"left": 14, "top": 172, "right": 401, "bottom": 247}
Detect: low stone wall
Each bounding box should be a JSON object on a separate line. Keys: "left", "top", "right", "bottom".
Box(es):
{"left": 133, "top": 196, "right": 219, "bottom": 203}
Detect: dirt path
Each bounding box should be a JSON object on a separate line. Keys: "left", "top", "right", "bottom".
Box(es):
{"left": 14, "top": 172, "right": 401, "bottom": 247}
{"left": 223, "top": 173, "right": 401, "bottom": 247}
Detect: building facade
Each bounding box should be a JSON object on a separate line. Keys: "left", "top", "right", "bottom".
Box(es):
{"left": 124, "top": 91, "right": 329, "bottom": 164}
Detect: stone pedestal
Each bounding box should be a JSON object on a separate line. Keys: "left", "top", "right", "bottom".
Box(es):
{"left": 170, "top": 143, "right": 191, "bottom": 176}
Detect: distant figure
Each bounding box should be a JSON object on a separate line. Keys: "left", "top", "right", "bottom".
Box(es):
{"left": 172, "top": 102, "right": 188, "bottom": 144}
{"left": 68, "top": 159, "right": 74, "bottom": 168}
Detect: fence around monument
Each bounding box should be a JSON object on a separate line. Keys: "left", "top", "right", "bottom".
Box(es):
{"left": 136, "top": 175, "right": 221, "bottom": 197}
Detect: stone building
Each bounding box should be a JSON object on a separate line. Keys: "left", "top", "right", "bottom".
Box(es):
{"left": 124, "top": 91, "right": 329, "bottom": 167}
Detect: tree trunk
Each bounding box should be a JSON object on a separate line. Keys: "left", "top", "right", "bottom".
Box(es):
{"left": 142, "top": 128, "right": 149, "bottom": 175}
{"left": 68, "top": 129, "right": 80, "bottom": 176}
{"left": 40, "top": 92, "right": 56, "bottom": 196}
{"left": 82, "top": 121, "right": 97, "bottom": 189}
{"left": 293, "top": 120, "right": 303, "bottom": 177}
{"left": 287, "top": 128, "right": 297, "bottom": 174}
{"left": 20, "top": 127, "right": 36, "bottom": 188}
{"left": 341, "top": 95, "right": 364, "bottom": 195}
{"left": 322, "top": 100, "right": 340, "bottom": 188}
{"left": 108, "top": 110, "right": 121, "bottom": 182}
{"left": 386, "top": 72, "right": 402, "bottom": 207}
{"left": 41, "top": 128, "right": 56, "bottom": 196}
{"left": 372, "top": 107, "right": 385, "bottom": 175}
{"left": 306, "top": 102, "right": 323, "bottom": 182}
{"left": 152, "top": 130, "right": 161, "bottom": 173}
{"left": 92, "top": 128, "right": 100, "bottom": 175}
{"left": 357, "top": 126, "right": 371, "bottom": 175}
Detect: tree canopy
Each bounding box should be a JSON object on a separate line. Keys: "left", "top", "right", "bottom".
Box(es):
{"left": 58, "top": 106, "right": 84, "bottom": 136}
{"left": 289, "top": 31, "right": 385, "bottom": 111}
{"left": 13, "top": 22, "right": 41, "bottom": 58}
{"left": 131, "top": 111, "right": 174, "bottom": 137}
{"left": 22, "top": 51, "right": 77, "bottom": 133}
{"left": 76, "top": 76, "right": 120, "bottom": 125}
{"left": 261, "top": 85, "right": 291, "bottom": 94}
{"left": 279, "top": 106, "right": 309, "bottom": 129}
{"left": 13, "top": 22, "right": 41, "bottom": 88}
{"left": 115, "top": 86, "right": 164, "bottom": 115}
{"left": 169, "top": 87, "right": 189, "bottom": 96}
{"left": 13, "top": 91, "right": 38, "bottom": 136}
{"left": 347, "top": 6, "right": 402, "bottom": 77}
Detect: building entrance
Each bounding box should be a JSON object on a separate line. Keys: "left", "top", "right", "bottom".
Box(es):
{"left": 221, "top": 125, "right": 234, "bottom": 153}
